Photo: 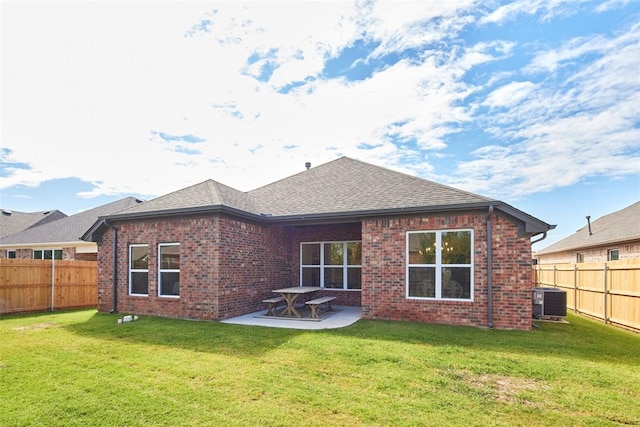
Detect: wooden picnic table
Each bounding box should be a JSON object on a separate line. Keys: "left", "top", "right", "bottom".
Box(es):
{"left": 272, "top": 286, "right": 321, "bottom": 318}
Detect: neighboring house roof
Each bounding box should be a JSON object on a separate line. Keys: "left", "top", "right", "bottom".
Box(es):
{"left": 0, "top": 197, "right": 142, "bottom": 247}
{"left": 83, "top": 157, "right": 553, "bottom": 240}
{"left": 536, "top": 201, "right": 640, "bottom": 255}
{"left": 0, "top": 209, "right": 67, "bottom": 238}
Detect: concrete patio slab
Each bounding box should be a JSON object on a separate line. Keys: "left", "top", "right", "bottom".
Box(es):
{"left": 221, "top": 305, "right": 362, "bottom": 330}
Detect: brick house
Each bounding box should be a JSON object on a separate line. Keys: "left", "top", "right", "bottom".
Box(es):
{"left": 83, "top": 157, "right": 553, "bottom": 330}
{"left": 535, "top": 201, "right": 640, "bottom": 264}
{"left": 0, "top": 198, "right": 142, "bottom": 261}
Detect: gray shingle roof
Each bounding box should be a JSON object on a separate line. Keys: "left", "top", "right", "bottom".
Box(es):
{"left": 0, "top": 209, "right": 67, "bottom": 238}
{"left": 109, "top": 180, "right": 256, "bottom": 217}
{"left": 110, "top": 157, "right": 493, "bottom": 219}
{"left": 249, "top": 157, "right": 493, "bottom": 216}
{"left": 536, "top": 201, "right": 640, "bottom": 254}
{"left": 93, "top": 157, "right": 551, "bottom": 236}
{"left": 0, "top": 197, "right": 142, "bottom": 246}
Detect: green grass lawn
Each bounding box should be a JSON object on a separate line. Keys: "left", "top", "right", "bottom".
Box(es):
{"left": 1, "top": 310, "right": 638, "bottom": 426}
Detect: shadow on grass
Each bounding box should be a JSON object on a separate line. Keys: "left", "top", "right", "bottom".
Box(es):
{"left": 64, "top": 310, "right": 305, "bottom": 358}
{"left": 56, "top": 309, "right": 640, "bottom": 367}
{"left": 327, "top": 313, "right": 640, "bottom": 368}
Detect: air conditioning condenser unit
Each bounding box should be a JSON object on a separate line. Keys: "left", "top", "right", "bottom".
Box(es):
{"left": 532, "top": 287, "right": 567, "bottom": 319}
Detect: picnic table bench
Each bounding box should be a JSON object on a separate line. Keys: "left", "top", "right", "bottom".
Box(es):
{"left": 305, "top": 296, "right": 336, "bottom": 319}
{"left": 262, "top": 296, "right": 285, "bottom": 316}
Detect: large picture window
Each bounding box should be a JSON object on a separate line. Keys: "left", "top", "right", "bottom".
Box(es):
{"left": 129, "top": 244, "right": 149, "bottom": 296}
{"left": 301, "top": 241, "right": 361, "bottom": 290}
{"left": 158, "top": 243, "right": 180, "bottom": 297}
{"left": 407, "top": 230, "right": 473, "bottom": 300}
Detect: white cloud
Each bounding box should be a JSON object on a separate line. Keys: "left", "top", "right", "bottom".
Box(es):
{"left": 479, "top": 0, "right": 587, "bottom": 25}
{"left": 1, "top": 0, "right": 638, "bottom": 206}
{"left": 448, "top": 23, "right": 640, "bottom": 198}
{"left": 483, "top": 81, "right": 537, "bottom": 109}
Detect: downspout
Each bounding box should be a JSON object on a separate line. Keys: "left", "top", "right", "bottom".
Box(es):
{"left": 105, "top": 221, "right": 118, "bottom": 313}
{"left": 531, "top": 232, "right": 548, "bottom": 245}
{"left": 487, "top": 204, "right": 494, "bottom": 329}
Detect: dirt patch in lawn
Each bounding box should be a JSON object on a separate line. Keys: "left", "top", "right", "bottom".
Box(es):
{"left": 450, "top": 369, "right": 547, "bottom": 404}
{"left": 12, "top": 322, "right": 57, "bottom": 331}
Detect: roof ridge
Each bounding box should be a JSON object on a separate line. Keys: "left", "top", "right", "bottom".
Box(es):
{"left": 206, "top": 179, "right": 222, "bottom": 204}
{"left": 248, "top": 156, "right": 348, "bottom": 193}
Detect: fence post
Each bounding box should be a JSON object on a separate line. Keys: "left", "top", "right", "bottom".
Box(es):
{"left": 574, "top": 263, "right": 578, "bottom": 313}
{"left": 603, "top": 262, "right": 608, "bottom": 324}
{"left": 51, "top": 259, "right": 55, "bottom": 312}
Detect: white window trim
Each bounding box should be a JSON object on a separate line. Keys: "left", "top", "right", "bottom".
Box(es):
{"left": 129, "top": 244, "right": 149, "bottom": 296}
{"left": 7, "top": 250, "right": 16, "bottom": 259}
{"left": 607, "top": 248, "right": 620, "bottom": 261}
{"left": 33, "top": 248, "right": 63, "bottom": 260}
{"left": 406, "top": 229, "right": 474, "bottom": 301}
{"left": 158, "top": 243, "right": 180, "bottom": 298}
{"left": 300, "top": 241, "right": 362, "bottom": 290}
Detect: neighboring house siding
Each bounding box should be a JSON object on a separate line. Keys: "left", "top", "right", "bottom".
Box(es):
{"left": 0, "top": 247, "right": 86, "bottom": 260}
{"left": 537, "top": 240, "right": 640, "bottom": 264}
{"left": 361, "top": 212, "right": 532, "bottom": 330}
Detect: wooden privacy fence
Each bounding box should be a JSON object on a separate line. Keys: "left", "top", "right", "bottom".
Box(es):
{"left": 533, "top": 259, "right": 640, "bottom": 333}
{"left": 0, "top": 259, "right": 98, "bottom": 315}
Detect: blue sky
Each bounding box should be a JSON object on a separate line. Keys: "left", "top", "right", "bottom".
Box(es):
{"left": 1, "top": 0, "right": 639, "bottom": 250}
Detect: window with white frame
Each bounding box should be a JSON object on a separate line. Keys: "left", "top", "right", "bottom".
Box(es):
{"left": 7, "top": 250, "right": 16, "bottom": 259}
{"left": 407, "top": 230, "right": 473, "bottom": 300}
{"left": 129, "top": 244, "right": 149, "bottom": 295}
{"left": 607, "top": 249, "right": 619, "bottom": 261}
{"left": 33, "top": 249, "right": 62, "bottom": 260}
{"left": 300, "top": 241, "right": 361, "bottom": 290}
{"left": 576, "top": 253, "right": 585, "bottom": 263}
{"left": 158, "top": 243, "right": 180, "bottom": 297}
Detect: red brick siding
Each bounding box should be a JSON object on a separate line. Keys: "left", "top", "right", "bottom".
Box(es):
{"left": 97, "top": 216, "right": 218, "bottom": 320}
{"left": 96, "top": 215, "right": 295, "bottom": 321}
{"left": 361, "top": 212, "right": 533, "bottom": 330}
{"left": 96, "top": 211, "right": 532, "bottom": 329}
{"left": 216, "top": 217, "right": 293, "bottom": 319}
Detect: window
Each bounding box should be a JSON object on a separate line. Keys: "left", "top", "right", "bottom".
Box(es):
{"left": 7, "top": 250, "right": 16, "bottom": 259}
{"left": 607, "top": 249, "right": 619, "bottom": 261}
{"left": 33, "top": 249, "right": 62, "bottom": 260}
{"left": 158, "top": 243, "right": 180, "bottom": 297}
{"left": 407, "top": 230, "right": 473, "bottom": 300}
{"left": 129, "top": 244, "right": 149, "bottom": 295}
{"left": 300, "top": 241, "right": 361, "bottom": 290}
{"left": 576, "top": 253, "right": 585, "bottom": 263}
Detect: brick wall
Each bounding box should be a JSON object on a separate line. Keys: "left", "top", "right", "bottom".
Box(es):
{"left": 216, "top": 217, "right": 293, "bottom": 319}
{"left": 97, "top": 216, "right": 218, "bottom": 320}
{"left": 95, "top": 211, "right": 533, "bottom": 329}
{"left": 96, "top": 214, "right": 298, "bottom": 321}
{"left": 361, "top": 211, "right": 533, "bottom": 330}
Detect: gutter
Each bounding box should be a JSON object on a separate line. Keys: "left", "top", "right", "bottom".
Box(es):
{"left": 487, "top": 204, "right": 494, "bottom": 329}
{"left": 531, "top": 232, "right": 548, "bottom": 245}
{"left": 105, "top": 221, "right": 118, "bottom": 314}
